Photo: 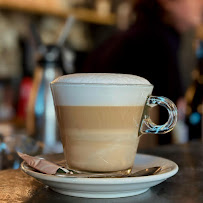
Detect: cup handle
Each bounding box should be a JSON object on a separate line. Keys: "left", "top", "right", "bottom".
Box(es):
{"left": 139, "top": 96, "right": 178, "bottom": 135}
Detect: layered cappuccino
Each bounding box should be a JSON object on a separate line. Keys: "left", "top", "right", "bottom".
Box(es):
{"left": 51, "top": 73, "right": 153, "bottom": 172}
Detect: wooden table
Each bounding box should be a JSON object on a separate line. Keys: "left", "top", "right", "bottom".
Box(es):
{"left": 0, "top": 141, "right": 202, "bottom": 203}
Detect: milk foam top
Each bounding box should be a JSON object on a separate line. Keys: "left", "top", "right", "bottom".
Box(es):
{"left": 52, "top": 73, "right": 151, "bottom": 85}
{"left": 51, "top": 73, "right": 153, "bottom": 106}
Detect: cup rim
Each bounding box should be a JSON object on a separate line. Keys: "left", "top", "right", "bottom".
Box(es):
{"left": 50, "top": 82, "right": 154, "bottom": 88}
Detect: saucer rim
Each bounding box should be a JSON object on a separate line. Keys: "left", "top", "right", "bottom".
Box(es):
{"left": 21, "top": 153, "right": 179, "bottom": 184}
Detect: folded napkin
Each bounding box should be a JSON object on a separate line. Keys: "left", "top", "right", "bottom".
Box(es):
{"left": 18, "top": 152, "right": 69, "bottom": 175}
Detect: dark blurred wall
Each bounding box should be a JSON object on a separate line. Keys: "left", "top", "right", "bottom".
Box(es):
{"left": 179, "top": 30, "right": 196, "bottom": 93}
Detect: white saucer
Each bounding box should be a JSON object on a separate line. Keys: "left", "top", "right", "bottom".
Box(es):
{"left": 21, "top": 153, "right": 178, "bottom": 199}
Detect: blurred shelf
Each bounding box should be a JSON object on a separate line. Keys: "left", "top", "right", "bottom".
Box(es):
{"left": 0, "top": 0, "right": 116, "bottom": 25}
{"left": 196, "top": 25, "right": 203, "bottom": 40}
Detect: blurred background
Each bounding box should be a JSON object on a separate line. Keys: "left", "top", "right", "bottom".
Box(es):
{"left": 0, "top": 0, "right": 202, "bottom": 170}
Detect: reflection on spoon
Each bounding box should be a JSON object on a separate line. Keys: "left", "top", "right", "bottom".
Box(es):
{"left": 56, "top": 166, "right": 161, "bottom": 178}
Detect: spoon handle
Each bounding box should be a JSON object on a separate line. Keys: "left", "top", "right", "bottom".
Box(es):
{"left": 127, "top": 167, "right": 161, "bottom": 177}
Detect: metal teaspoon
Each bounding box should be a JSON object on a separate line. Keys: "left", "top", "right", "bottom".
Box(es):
{"left": 56, "top": 166, "right": 161, "bottom": 178}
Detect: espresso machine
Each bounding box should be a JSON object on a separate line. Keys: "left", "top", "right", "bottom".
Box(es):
{"left": 26, "top": 17, "right": 75, "bottom": 153}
